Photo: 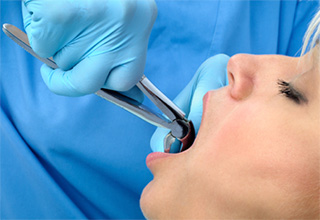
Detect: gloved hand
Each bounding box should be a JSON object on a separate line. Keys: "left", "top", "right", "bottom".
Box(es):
{"left": 22, "top": 0, "right": 157, "bottom": 98}
{"left": 150, "top": 54, "right": 230, "bottom": 152}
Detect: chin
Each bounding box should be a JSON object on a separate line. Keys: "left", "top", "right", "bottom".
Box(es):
{"left": 140, "top": 181, "right": 156, "bottom": 219}
{"left": 140, "top": 179, "right": 175, "bottom": 219}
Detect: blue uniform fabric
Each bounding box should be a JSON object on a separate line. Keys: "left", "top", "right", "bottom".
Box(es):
{"left": 1, "top": 0, "right": 318, "bottom": 219}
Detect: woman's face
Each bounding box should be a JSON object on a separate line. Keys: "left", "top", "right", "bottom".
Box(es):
{"left": 140, "top": 50, "right": 320, "bottom": 219}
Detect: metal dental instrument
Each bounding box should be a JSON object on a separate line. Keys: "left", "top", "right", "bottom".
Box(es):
{"left": 2, "top": 23, "right": 195, "bottom": 153}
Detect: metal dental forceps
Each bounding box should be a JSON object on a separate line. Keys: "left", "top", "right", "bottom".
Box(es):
{"left": 2, "top": 23, "right": 195, "bottom": 153}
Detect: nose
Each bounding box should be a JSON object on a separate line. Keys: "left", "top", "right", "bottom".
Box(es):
{"left": 227, "top": 54, "right": 256, "bottom": 100}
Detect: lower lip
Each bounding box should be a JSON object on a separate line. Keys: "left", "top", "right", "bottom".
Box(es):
{"left": 146, "top": 152, "right": 171, "bottom": 168}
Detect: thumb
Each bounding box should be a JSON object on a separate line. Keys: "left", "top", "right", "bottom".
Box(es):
{"left": 40, "top": 64, "right": 85, "bottom": 96}
{"left": 187, "top": 54, "right": 230, "bottom": 133}
{"left": 40, "top": 54, "right": 122, "bottom": 97}
{"left": 41, "top": 63, "right": 144, "bottom": 102}
{"left": 103, "top": 55, "right": 146, "bottom": 93}
{"left": 150, "top": 54, "right": 230, "bottom": 152}
{"left": 40, "top": 55, "right": 108, "bottom": 96}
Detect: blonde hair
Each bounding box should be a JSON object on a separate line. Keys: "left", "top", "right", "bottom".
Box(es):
{"left": 301, "top": 9, "right": 320, "bottom": 56}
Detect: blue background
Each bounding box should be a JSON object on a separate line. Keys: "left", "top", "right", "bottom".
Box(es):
{"left": 1, "top": 0, "right": 318, "bottom": 219}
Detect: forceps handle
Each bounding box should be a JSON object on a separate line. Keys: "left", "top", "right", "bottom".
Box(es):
{"left": 2, "top": 23, "right": 183, "bottom": 125}
{"left": 3, "top": 23, "right": 195, "bottom": 152}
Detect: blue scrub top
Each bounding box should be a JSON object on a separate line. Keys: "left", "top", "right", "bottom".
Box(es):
{"left": 1, "top": 0, "right": 318, "bottom": 219}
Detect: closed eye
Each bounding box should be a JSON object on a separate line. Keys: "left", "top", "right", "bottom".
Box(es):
{"left": 277, "top": 79, "right": 308, "bottom": 104}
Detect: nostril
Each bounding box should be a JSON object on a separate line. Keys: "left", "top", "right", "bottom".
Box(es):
{"left": 226, "top": 54, "right": 256, "bottom": 101}
{"left": 227, "top": 70, "right": 234, "bottom": 86}
{"left": 230, "top": 76, "right": 254, "bottom": 100}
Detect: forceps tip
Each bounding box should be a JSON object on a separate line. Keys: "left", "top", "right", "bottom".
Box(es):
{"left": 2, "top": 23, "right": 11, "bottom": 30}
{"left": 2, "top": 23, "right": 15, "bottom": 36}
{"left": 2, "top": 23, "right": 8, "bottom": 32}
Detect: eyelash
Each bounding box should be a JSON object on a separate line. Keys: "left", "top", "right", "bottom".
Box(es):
{"left": 277, "top": 79, "right": 303, "bottom": 104}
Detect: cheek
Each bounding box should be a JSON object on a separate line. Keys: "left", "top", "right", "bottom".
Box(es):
{"left": 201, "top": 102, "right": 316, "bottom": 179}
{"left": 193, "top": 104, "right": 319, "bottom": 215}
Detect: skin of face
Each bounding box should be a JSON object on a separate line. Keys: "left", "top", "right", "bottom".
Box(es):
{"left": 140, "top": 49, "right": 320, "bottom": 219}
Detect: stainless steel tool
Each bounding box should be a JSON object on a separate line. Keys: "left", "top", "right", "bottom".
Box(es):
{"left": 2, "top": 23, "right": 195, "bottom": 153}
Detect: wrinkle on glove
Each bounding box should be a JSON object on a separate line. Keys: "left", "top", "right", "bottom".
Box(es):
{"left": 150, "top": 54, "right": 230, "bottom": 152}
{"left": 22, "top": 0, "right": 157, "bottom": 97}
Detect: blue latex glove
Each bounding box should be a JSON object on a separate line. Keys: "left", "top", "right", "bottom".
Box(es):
{"left": 22, "top": 0, "right": 157, "bottom": 98}
{"left": 150, "top": 54, "right": 230, "bottom": 152}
